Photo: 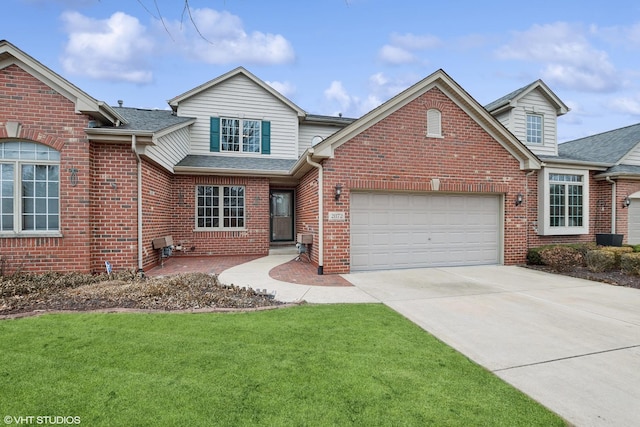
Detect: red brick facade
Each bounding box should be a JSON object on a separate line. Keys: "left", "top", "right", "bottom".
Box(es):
{"left": 301, "top": 87, "right": 530, "bottom": 274}
{"left": 0, "top": 64, "right": 93, "bottom": 273}
{"left": 2, "top": 57, "right": 637, "bottom": 276}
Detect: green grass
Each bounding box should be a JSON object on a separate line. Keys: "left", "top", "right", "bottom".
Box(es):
{"left": 0, "top": 305, "right": 565, "bottom": 426}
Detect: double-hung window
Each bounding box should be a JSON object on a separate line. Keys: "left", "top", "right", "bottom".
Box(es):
{"left": 220, "top": 118, "right": 261, "bottom": 153}
{"left": 196, "top": 185, "right": 245, "bottom": 229}
{"left": 539, "top": 168, "right": 588, "bottom": 235}
{"left": 0, "top": 141, "right": 60, "bottom": 234}
{"left": 210, "top": 117, "right": 270, "bottom": 154}
{"left": 526, "top": 113, "right": 543, "bottom": 144}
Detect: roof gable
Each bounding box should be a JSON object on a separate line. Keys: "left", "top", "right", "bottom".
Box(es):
{"left": 301, "top": 69, "right": 540, "bottom": 174}
{"left": 485, "top": 80, "right": 569, "bottom": 117}
{"left": 0, "top": 40, "right": 125, "bottom": 126}
{"left": 168, "top": 66, "right": 306, "bottom": 118}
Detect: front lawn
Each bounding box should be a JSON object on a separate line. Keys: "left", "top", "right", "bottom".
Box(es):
{"left": 0, "top": 305, "right": 565, "bottom": 426}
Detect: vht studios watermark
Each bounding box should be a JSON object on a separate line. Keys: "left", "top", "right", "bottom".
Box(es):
{"left": 3, "top": 415, "right": 81, "bottom": 425}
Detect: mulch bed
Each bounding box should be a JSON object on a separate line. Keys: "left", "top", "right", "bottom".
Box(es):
{"left": 0, "top": 271, "right": 286, "bottom": 319}
{"left": 526, "top": 265, "right": 640, "bottom": 289}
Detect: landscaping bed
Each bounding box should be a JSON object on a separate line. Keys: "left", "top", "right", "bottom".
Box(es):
{"left": 527, "top": 243, "right": 640, "bottom": 289}
{"left": 527, "top": 264, "right": 640, "bottom": 288}
{"left": 0, "top": 271, "right": 283, "bottom": 317}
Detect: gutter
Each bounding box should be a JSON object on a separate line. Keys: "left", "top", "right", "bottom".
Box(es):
{"left": 132, "top": 135, "right": 144, "bottom": 273}
{"left": 305, "top": 151, "right": 324, "bottom": 275}
{"left": 606, "top": 176, "right": 616, "bottom": 233}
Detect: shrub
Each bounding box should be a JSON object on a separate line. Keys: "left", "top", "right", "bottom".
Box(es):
{"left": 601, "top": 246, "right": 633, "bottom": 267}
{"left": 539, "top": 246, "right": 582, "bottom": 272}
{"left": 586, "top": 250, "right": 617, "bottom": 273}
{"left": 621, "top": 253, "right": 640, "bottom": 275}
{"left": 527, "top": 245, "right": 561, "bottom": 265}
{"left": 632, "top": 244, "right": 640, "bottom": 253}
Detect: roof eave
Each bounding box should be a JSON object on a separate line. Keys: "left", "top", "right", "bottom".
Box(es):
{"left": 173, "top": 166, "right": 293, "bottom": 177}
{"left": 542, "top": 157, "right": 611, "bottom": 170}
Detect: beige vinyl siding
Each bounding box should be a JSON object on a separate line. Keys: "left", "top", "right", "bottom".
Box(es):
{"left": 493, "top": 111, "right": 511, "bottom": 129}
{"left": 298, "top": 123, "right": 343, "bottom": 157}
{"left": 621, "top": 144, "right": 640, "bottom": 166}
{"left": 141, "top": 126, "right": 191, "bottom": 172}
{"left": 177, "top": 74, "right": 299, "bottom": 159}
{"left": 511, "top": 90, "right": 558, "bottom": 156}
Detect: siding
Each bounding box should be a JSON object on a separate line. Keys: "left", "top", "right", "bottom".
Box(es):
{"left": 142, "top": 126, "right": 191, "bottom": 172}
{"left": 298, "top": 123, "right": 344, "bottom": 157}
{"left": 511, "top": 89, "right": 558, "bottom": 156}
{"left": 177, "top": 74, "right": 299, "bottom": 159}
{"left": 622, "top": 144, "right": 640, "bottom": 166}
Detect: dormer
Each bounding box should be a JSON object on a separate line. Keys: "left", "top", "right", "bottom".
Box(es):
{"left": 485, "top": 80, "right": 569, "bottom": 157}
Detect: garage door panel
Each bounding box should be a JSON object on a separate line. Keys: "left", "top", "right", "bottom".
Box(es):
{"left": 351, "top": 192, "right": 501, "bottom": 271}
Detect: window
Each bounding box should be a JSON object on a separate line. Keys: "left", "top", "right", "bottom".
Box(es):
{"left": 427, "top": 109, "right": 442, "bottom": 137}
{"left": 211, "top": 117, "right": 270, "bottom": 154}
{"left": 0, "top": 141, "right": 60, "bottom": 234}
{"left": 539, "top": 169, "right": 588, "bottom": 235}
{"left": 196, "top": 185, "right": 245, "bottom": 229}
{"left": 526, "top": 114, "right": 543, "bottom": 144}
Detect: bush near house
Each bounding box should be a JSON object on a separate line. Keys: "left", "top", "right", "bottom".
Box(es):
{"left": 527, "top": 243, "right": 595, "bottom": 266}
{"left": 621, "top": 253, "right": 640, "bottom": 275}
{"left": 538, "top": 246, "right": 583, "bottom": 272}
{"left": 585, "top": 250, "right": 617, "bottom": 273}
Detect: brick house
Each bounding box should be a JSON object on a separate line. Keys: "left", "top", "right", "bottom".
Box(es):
{"left": 2, "top": 39, "right": 640, "bottom": 275}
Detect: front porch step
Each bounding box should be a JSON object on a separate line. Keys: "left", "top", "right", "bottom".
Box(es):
{"left": 269, "top": 244, "right": 297, "bottom": 255}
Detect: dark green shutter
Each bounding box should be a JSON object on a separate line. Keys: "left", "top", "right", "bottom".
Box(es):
{"left": 210, "top": 117, "right": 220, "bottom": 152}
{"left": 261, "top": 121, "right": 271, "bottom": 154}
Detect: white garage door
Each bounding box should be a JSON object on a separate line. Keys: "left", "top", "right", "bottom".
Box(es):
{"left": 627, "top": 197, "right": 640, "bottom": 244}
{"left": 351, "top": 192, "right": 501, "bottom": 271}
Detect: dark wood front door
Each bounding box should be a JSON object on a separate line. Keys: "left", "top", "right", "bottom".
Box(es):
{"left": 270, "top": 190, "right": 294, "bottom": 241}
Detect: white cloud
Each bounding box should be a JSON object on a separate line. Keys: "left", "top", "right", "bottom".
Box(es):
{"left": 324, "top": 81, "right": 353, "bottom": 113}
{"left": 496, "top": 22, "right": 618, "bottom": 92}
{"left": 390, "top": 33, "right": 441, "bottom": 50}
{"left": 61, "top": 11, "right": 155, "bottom": 83}
{"left": 378, "top": 45, "right": 416, "bottom": 65}
{"left": 165, "top": 8, "right": 295, "bottom": 65}
{"left": 609, "top": 96, "right": 640, "bottom": 116}
{"left": 378, "top": 32, "right": 441, "bottom": 65}
{"left": 266, "top": 80, "right": 296, "bottom": 98}
{"left": 322, "top": 73, "right": 416, "bottom": 117}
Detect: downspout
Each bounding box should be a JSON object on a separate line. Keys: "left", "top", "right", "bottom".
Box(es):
{"left": 132, "top": 135, "right": 144, "bottom": 273}
{"left": 306, "top": 151, "right": 324, "bottom": 275}
{"left": 606, "top": 176, "right": 616, "bottom": 233}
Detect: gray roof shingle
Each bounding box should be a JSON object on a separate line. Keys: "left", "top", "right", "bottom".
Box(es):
{"left": 484, "top": 81, "right": 537, "bottom": 112}
{"left": 105, "top": 107, "right": 195, "bottom": 132}
{"left": 557, "top": 123, "right": 640, "bottom": 164}
{"left": 175, "top": 155, "right": 296, "bottom": 172}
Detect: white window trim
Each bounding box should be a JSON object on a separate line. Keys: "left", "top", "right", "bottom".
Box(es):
{"left": 0, "top": 159, "right": 61, "bottom": 237}
{"left": 426, "top": 109, "right": 443, "bottom": 138}
{"left": 538, "top": 167, "right": 589, "bottom": 235}
{"left": 220, "top": 117, "right": 262, "bottom": 154}
{"left": 194, "top": 185, "right": 246, "bottom": 231}
{"left": 526, "top": 113, "right": 544, "bottom": 144}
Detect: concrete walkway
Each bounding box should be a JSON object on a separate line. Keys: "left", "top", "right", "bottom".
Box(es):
{"left": 220, "top": 254, "right": 640, "bottom": 426}
{"left": 218, "top": 251, "right": 377, "bottom": 304}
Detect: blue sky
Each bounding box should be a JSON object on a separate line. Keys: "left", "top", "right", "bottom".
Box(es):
{"left": 5, "top": 0, "right": 640, "bottom": 142}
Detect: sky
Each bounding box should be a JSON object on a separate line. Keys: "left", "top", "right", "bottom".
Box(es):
{"left": 5, "top": 0, "right": 640, "bottom": 142}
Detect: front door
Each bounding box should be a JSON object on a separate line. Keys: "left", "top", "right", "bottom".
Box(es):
{"left": 270, "top": 190, "right": 294, "bottom": 241}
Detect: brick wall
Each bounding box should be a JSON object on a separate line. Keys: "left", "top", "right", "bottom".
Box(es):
{"left": 613, "top": 180, "right": 640, "bottom": 242}
{"left": 0, "top": 64, "right": 93, "bottom": 273}
{"left": 314, "top": 87, "right": 530, "bottom": 273}
{"left": 141, "top": 160, "right": 174, "bottom": 270}
{"left": 295, "top": 168, "right": 320, "bottom": 264}
{"left": 89, "top": 143, "right": 138, "bottom": 273}
{"left": 170, "top": 175, "right": 270, "bottom": 257}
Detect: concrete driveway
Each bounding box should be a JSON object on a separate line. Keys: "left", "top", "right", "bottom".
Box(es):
{"left": 344, "top": 265, "right": 640, "bottom": 427}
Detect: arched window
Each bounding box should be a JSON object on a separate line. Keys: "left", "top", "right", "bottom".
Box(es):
{"left": 0, "top": 141, "right": 60, "bottom": 233}
{"left": 427, "top": 109, "right": 442, "bottom": 137}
